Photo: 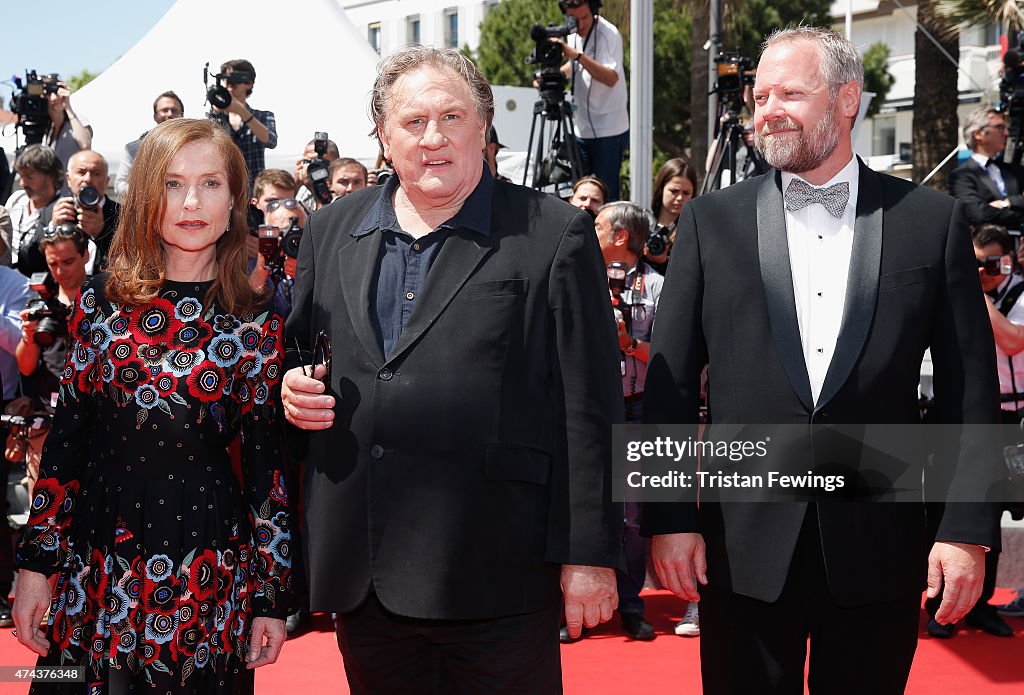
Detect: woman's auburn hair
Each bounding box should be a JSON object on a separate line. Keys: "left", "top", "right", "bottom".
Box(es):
{"left": 105, "top": 118, "right": 261, "bottom": 316}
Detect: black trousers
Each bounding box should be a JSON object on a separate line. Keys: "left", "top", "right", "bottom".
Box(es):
{"left": 335, "top": 592, "right": 562, "bottom": 695}
{"left": 699, "top": 508, "right": 920, "bottom": 695}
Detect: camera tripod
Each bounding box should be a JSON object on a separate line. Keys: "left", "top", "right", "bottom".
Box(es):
{"left": 522, "top": 96, "right": 583, "bottom": 190}
{"left": 702, "top": 109, "right": 747, "bottom": 195}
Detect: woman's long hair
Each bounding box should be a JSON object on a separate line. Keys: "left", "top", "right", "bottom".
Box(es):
{"left": 650, "top": 158, "right": 700, "bottom": 222}
{"left": 106, "top": 118, "right": 260, "bottom": 316}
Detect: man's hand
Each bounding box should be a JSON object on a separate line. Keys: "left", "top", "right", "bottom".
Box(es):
{"left": 281, "top": 366, "right": 335, "bottom": 430}
{"left": 245, "top": 617, "right": 286, "bottom": 669}
{"left": 989, "top": 199, "right": 1011, "bottom": 209}
{"left": 13, "top": 570, "right": 53, "bottom": 656}
{"left": 76, "top": 205, "right": 104, "bottom": 238}
{"left": 927, "top": 541, "right": 985, "bottom": 625}
{"left": 560, "top": 564, "right": 617, "bottom": 639}
{"left": 652, "top": 533, "right": 707, "bottom": 602}
{"left": 617, "top": 319, "right": 632, "bottom": 351}
{"left": 18, "top": 312, "right": 39, "bottom": 345}
{"left": 50, "top": 198, "right": 77, "bottom": 227}
{"left": 550, "top": 38, "right": 580, "bottom": 61}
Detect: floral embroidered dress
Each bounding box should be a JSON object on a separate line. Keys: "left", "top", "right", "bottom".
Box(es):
{"left": 16, "top": 277, "right": 292, "bottom": 694}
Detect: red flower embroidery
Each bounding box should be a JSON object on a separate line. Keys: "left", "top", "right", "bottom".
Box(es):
{"left": 185, "top": 361, "right": 225, "bottom": 402}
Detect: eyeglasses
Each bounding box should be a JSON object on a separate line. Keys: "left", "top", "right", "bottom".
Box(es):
{"left": 561, "top": 0, "right": 588, "bottom": 7}
{"left": 984, "top": 124, "right": 1009, "bottom": 132}
{"left": 266, "top": 198, "right": 301, "bottom": 214}
{"left": 294, "top": 331, "right": 331, "bottom": 386}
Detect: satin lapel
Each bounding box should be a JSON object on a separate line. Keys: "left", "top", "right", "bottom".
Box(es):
{"left": 972, "top": 159, "right": 1004, "bottom": 201}
{"left": 815, "top": 161, "right": 882, "bottom": 411}
{"left": 338, "top": 232, "right": 386, "bottom": 367}
{"left": 1000, "top": 162, "right": 1021, "bottom": 197}
{"left": 384, "top": 229, "right": 493, "bottom": 365}
{"left": 757, "top": 171, "right": 814, "bottom": 411}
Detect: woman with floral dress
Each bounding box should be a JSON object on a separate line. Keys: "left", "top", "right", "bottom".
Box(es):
{"left": 13, "top": 117, "right": 291, "bottom": 693}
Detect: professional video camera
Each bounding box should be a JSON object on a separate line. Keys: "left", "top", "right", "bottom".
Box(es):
{"left": 9, "top": 70, "right": 60, "bottom": 147}
{"left": 25, "top": 270, "right": 72, "bottom": 348}
{"left": 203, "top": 62, "right": 255, "bottom": 128}
{"left": 1000, "top": 32, "right": 1024, "bottom": 164}
{"left": 257, "top": 217, "right": 303, "bottom": 283}
{"left": 529, "top": 16, "right": 578, "bottom": 112}
{"left": 713, "top": 52, "right": 756, "bottom": 115}
{"left": 306, "top": 131, "right": 333, "bottom": 206}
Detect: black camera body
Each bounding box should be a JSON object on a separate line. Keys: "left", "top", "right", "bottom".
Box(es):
{"left": 307, "top": 131, "right": 333, "bottom": 207}
{"left": 25, "top": 272, "right": 71, "bottom": 347}
{"left": 10, "top": 71, "right": 59, "bottom": 147}
{"left": 647, "top": 226, "right": 670, "bottom": 257}
{"left": 203, "top": 62, "right": 256, "bottom": 111}
{"left": 1000, "top": 32, "right": 1024, "bottom": 163}
{"left": 76, "top": 185, "right": 101, "bottom": 212}
{"left": 257, "top": 217, "right": 303, "bottom": 282}
{"left": 530, "top": 16, "right": 578, "bottom": 111}
{"left": 714, "top": 52, "right": 756, "bottom": 115}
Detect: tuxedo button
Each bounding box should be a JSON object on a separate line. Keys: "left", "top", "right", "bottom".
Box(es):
{"left": 370, "top": 445, "right": 385, "bottom": 459}
{"left": 378, "top": 368, "right": 393, "bottom": 381}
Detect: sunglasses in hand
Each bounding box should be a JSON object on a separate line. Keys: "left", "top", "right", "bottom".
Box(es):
{"left": 294, "top": 331, "right": 331, "bottom": 387}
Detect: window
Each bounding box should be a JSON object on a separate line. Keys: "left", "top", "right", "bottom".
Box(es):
{"left": 407, "top": 15, "right": 421, "bottom": 45}
{"left": 444, "top": 8, "right": 459, "bottom": 49}
{"left": 872, "top": 115, "right": 896, "bottom": 156}
{"left": 368, "top": 23, "right": 381, "bottom": 54}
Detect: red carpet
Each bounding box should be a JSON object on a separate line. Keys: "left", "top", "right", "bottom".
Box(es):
{"left": 0, "top": 590, "right": 1020, "bottom": 694}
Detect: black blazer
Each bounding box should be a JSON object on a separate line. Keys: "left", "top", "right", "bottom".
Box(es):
{"left": 948, "top": 157, "right": 1024, "bottom": 228}
{"left": 643, "top": 162, "right": 1003, "bottom": 606}
{"left": 285, "top": 180, "right": 624, "bottom": 619}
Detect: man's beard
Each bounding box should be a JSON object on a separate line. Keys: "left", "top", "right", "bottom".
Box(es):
{"left": 754, "top": 105, "right": 840, "bottom": 174}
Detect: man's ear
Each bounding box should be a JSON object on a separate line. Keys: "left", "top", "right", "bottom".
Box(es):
{"left": 614, "top": 228, "right": 629, "bottom": 247}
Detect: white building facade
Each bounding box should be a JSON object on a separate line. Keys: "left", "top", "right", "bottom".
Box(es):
{"left": 339, "top": 0, "right": 499, "bottom": 56}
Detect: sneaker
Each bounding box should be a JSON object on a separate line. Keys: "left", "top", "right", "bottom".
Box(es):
{"left": 674, "top": 602, "right": 700, "bottom": 637}
{"left": 995, "top": 590, "right": 1024, "bottom": 617}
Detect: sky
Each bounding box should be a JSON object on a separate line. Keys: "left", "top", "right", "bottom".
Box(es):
{"left": 1, "top": 1, "right": 175, "bottom": 103}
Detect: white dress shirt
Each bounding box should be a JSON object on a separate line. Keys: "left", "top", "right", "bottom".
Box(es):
{"left": 781, "top": 156, "right": 860, "bottom": 405}
{"left": 970, "top": 151, "right": 1007, "bottom": 196}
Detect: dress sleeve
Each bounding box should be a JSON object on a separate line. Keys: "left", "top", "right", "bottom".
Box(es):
{"left": 16, "top": 285, "right": 101, "bottom": 575}
{"left": 236, "top": 309, "right": 291, "bottom": 619}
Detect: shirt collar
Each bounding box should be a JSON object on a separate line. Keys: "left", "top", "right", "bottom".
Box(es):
{"left": 353, "top": 161, "right": 494, "bottom": 239}
{"left": 971, "top": 151, "right": 995, "bottom": 169}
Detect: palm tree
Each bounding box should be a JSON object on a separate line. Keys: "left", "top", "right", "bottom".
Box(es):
{"left": 912, "top": 0, "right": 960, "bottom": 191}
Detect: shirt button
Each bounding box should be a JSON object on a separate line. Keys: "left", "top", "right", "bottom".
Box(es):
{"left": 378, "top": 368, "right": 393, "bottom": 381}
{"left": 412, "top": 243, "right": 421, "bottom": 251}
{"left": 406, "top": 291, "right": 415, "bottom": 300}
{"left": 370, "top": 445, "right": 384, "bottom": 459}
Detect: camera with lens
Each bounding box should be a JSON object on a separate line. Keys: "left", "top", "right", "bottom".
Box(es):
{"left": 75, "top": 185, "right": 101, "bottom": 212}
{"left": 24, "top": 272, "right": 72, "bottom": 348}
{"left": 529, "top": 16, "right": 578, "bottom": 110}
{"left": 257, "top": 217, "right": 303, "bottom": 282}
{"left": 607, "top": 260, "right": 633, "bottom": 335}
{"left": 203, "top": 62, "right": 255, "bottom": 130}
{"left": 980, "top": 254, "right": 1014, "bottom": 277}
{"left": 1000, "top": 32, "right": 1024, "bottom": 163}
{"left": 9, "top": 71, "right": 60, "bottom": 147}
{"left": 647, "top": 226, "right": 670, "bottom": 258}
{"left": 306, "top": 131, "right": 333, "bottom": 206}
{"left": 713, "top": 52, "right": 756, "bottom": 115}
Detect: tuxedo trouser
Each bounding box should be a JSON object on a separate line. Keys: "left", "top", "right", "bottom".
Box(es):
{"left": 699, "top": 507, "right": 920, "bottom": 695}
{"left": 335, "top": 591, "right": 562, "bottom": 695}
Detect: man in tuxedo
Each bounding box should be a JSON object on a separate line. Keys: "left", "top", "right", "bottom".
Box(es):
{"left": 281, "top": 45, "right": 622, "bottom": 693}
{"left": 949, "top": 107, "right": 1024, "bottom": 229}
{"left": 643, "top": 27, "right": 1003, "bottom": 694}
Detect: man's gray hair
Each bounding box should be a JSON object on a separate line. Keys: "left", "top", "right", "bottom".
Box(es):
{"left": 369, "top": 45, "right": 494, "bottom": 137}
{"left": 14, "top": 144, "right": 64, "bottom": 186}
{"left": 762, "top": 26, "right": 864, "bottom": 94}
{"left": 599, "top": 201, "right": 651, "bottom": 257}
{"left": 963, "top": 107, "right": 1001, "bottom": 151}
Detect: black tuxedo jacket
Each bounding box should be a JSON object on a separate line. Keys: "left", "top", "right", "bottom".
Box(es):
{"left": 643, "top": 162, "right": 1003, "bottom": 606}
{"left": 285, "top": 180, "right": 624, "bottom": 619}
{"left": 948, "top": 157, "right": 1024, "bottom": 228}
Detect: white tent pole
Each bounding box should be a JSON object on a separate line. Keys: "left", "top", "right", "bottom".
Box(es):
{"left": 846, "top": 0, "right": 853, "bottom": 40}
{"left": 629, "top": 0, "right": 653, "bottom": 206}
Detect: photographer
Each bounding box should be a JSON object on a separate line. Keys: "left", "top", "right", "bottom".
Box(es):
{"left": 295, "top": 136, "right": 340, "bottom": 211}
{"left": 949, "top": 107, "right": 1024, "bottom": 228}
{"left": 329, "top": 157, "right": 368, "bottom": 200}
{"left": 114, "top": 91, "right": 184, "bottom": 199}
{"left": 43, "top": 78, "right": 92, "bottom": 168}
{"left": 49, "top": 150, "right": 120, "bottom": 273}
{"left": 15, "top": 227, "right": 88, "bottom": 409}
{"left": 211, "top": 59, "right": 278, "bottom": 190}
{"left": 554, "top": 0, "right": 628, "bottom": 200}
{"left": 646, "top": 158, "right": 700, "bottom": 274}
{"left": 4, "top": 145, "right": 63, "bottom": 275}
{"left": 568, "top": 175, "right": 607, "bottom": 217}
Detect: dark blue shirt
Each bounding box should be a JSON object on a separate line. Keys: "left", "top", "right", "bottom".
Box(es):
{"left": 354, "top": 163, "right": 494, "bottom": 360}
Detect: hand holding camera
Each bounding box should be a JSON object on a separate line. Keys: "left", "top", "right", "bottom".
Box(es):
{"left": 52, "top": 185, "right": 103, "bottom": 238}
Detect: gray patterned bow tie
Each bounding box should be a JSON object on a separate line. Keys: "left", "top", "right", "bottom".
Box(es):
{"left": 785, "top": 179, "right": 850, "bottom": 218}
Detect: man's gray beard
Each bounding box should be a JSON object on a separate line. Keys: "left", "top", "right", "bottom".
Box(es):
{"left": 755, "top": 106, "right": 840, "bottom": 174}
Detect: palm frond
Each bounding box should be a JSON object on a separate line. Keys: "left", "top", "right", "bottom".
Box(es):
{"left": 937, "top": 0, "right": 1024, "bottom": 34}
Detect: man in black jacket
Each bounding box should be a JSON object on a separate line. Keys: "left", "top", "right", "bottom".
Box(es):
{"left": 282, "top": 46, "right": 623, "bottom": 693}
{"left": 949, "top": 107, "right": 1024, "bottom": 229}
{"left": 50, "top": 150, "right": 120, "bottom": 273}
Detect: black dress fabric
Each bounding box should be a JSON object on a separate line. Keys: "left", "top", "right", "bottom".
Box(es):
{"left": 16, "top": 277, "right": 292, "bottom": 694}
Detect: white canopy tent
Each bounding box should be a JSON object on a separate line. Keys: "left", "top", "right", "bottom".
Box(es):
{"left": 1, "top": 0, "right": 383, "bottom": 185}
